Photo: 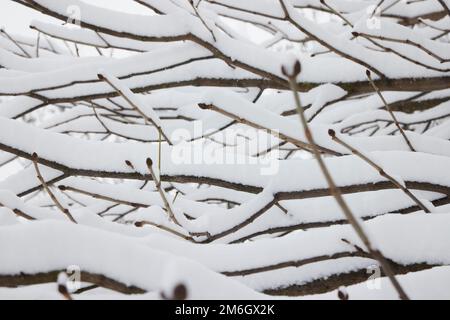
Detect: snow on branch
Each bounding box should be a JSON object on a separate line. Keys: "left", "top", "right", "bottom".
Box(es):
{"left": 0, "top": 0, "right": 449, "bottom": 300}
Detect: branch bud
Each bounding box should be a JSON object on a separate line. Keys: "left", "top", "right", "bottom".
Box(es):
{"left": 125, "top": 160, "right": 134, "bottom": 169}
{"left": 338, "top": 286, "right": 349, "bottom": 300}
{"left": 173, "top": 283, "right": 188, "bottom": 300}
{"left": 134, "top": 221, "right": 144, "bottom": 227}
{"left": 328, "top": 129, "right": 336, "bottom": 137}
{"left": 146, "top": 157, "right": 153, "bottom": 169}
{"left": 281, "top": 59, "right": 302, "bottom": 78}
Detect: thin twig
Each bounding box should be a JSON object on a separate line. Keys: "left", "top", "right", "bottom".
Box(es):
{"left": 371, "top": 0, "right": 384, "bottom": 18}
{"left": 135, "top": 220, "right": 194, "bottom": 241}
{"left": 328, "top": 129, "right": 430, "bottom": 213}
{"left": 366, "top": 70, "right": 416, "bottom": 151}
{"left": 125, "top": 159, "right": 181, "bottom": 226}
{"left": 0, "top": 28, "right": 31, "bottom": 58}
{"left": 31, "top": 153, "right": 77, "bottom": 223}
{"left": 437, "top": 0, "right": 450, "bottom": 17}
{"left": 36, "top": 31, "right": 40, "bottom": 58}
{"left": 320, "top": 0, "right": 353, "bottom": 27}
{"left": 98, "top": 73, "right": 173, "bottom": 145}
{"left": 0, "top": 202, "right": 35, "bottom": 220}
{"left": 190, "top": 0, "right": 217, "bottom": 42}
{"left": 282, "top": 60, "right": 409, "bottom": 300}
{"left": 125, "top": 159, "right": 210, "bottom": 239}
{"left": 144, "top": 158, "right": 182, "bottom": 226}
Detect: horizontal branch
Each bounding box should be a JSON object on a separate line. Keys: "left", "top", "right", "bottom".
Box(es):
{"left": 0, "top": 270, "right": 145, "bottom": 295}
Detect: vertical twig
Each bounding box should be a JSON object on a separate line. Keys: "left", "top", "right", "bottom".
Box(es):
{"left": 36, "top": 31, "right": 41, "bottom": 58}
{"left": 125, "top": 159, "right": 181, "bottom": 227}
{"left": 366, "top": 70, "right": 416, "bottom": 152}
{"left": 74, "top": 43, "right": 80, "bottom": 57}
{"left": 158, "top": 127, "right": 162, "bottom": 180}
{"left": 145, "top": 157, "right": 181, "bottom": 226}
{"left": 282, "top": 60, "right": 409, "bottom": 300}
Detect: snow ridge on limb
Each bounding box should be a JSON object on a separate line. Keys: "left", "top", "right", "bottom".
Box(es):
{"left": 1, "top": 0, "right": 450, "bottom": 299}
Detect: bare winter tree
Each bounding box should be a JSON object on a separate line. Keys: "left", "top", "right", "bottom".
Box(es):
{"left": 0, "top": 0, "right": 449, "bottom": 300}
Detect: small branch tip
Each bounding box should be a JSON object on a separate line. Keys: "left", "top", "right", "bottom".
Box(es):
{"left": 281, "top": 60, "right": 301, "bottom": 78}
{"left": 146, "top": 157, "right": 153, "bottom": 168}
{"left": 125, "top": 160, "right": 134, "bottom": 169}
{"left": 328, "top": 129, "right": 336, "bottom": 137}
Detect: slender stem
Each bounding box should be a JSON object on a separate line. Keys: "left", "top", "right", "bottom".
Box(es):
{"left": 191, "top": 1, "right": 217, "bottom": 42}
{"left": 0, "top": 28, "right": 31, "bottom": 58}
{"left": 437, "top": 0, "right": 450, "bottom": 17}
{"left": 0, "top": 202, "right": 35, "bottom": 220}
{"left": 158, "top": 128, "right": 162, "bottom": 180}
{"left": 124, "top": 159, "right": 182, "bottom": 227}
{"left": 283, "top": 61, "right": 409, "bottom": 300}
{"left": 36, "top": 31, "right": 41, "bottom": 58}
{"left": 58, "top": 185, "right": 147, "bottom": 208}
{"left": 145, "top": 158, "right": 181, "bottom": 227}
{"left": 135, "top": 220, "right": 193, "bottom": 241}
{"left": 32, "top": 153, "right": 77, "bottom": 223}
{"left": 98, "top": 73, "right": 173, "bottom": 145}
{"left": 320, "top": 0, "right": 353, "bottom": 27}
{"left": 366, "top": 70, "right": 416, "bottom": 152}
{"left": 328, "top": 130, "right": 430, "bottom": 213}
